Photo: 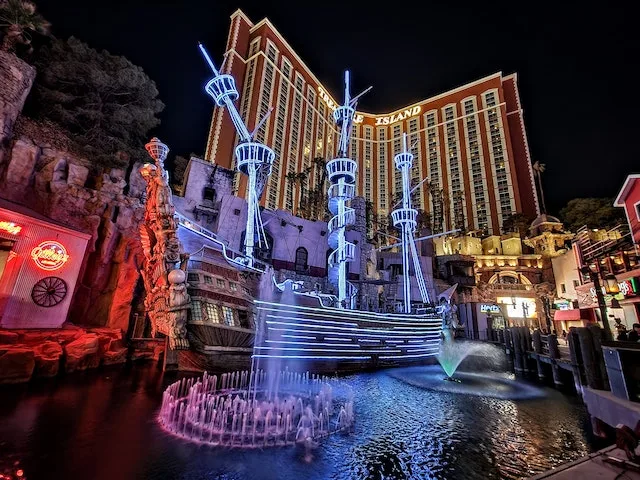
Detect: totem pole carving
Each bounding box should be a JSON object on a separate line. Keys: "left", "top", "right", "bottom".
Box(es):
{"left": 139, "top": 137, "right": 190, "bottom": 350}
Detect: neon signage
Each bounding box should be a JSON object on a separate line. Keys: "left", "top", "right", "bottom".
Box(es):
{"left": 31, "top": 241, "right": 70, "bottom": 271}
{"left": 480, "top": 304, "right": 501, "bottom": 314}
{"left": 590, "top": 278, "right": 638, "bottom": 300}
{"left": 0, "top": 220, "right": 22, "bottom": 235}
{"left": 374, "top": 106, "right": 422, "bottom": 125}
{"left": 317, "top": 87, "right": 364, "bottom": 124}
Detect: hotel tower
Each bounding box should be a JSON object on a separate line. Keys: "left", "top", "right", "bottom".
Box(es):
{"left": 205, "top": 10, "right": 540, "bottom": 235}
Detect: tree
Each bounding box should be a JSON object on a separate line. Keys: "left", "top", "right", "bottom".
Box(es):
{"left": 559, "top": 197, "right": 626, "bottom": 232}
{"left": 0, "top": 0, "right": 50, "bottom": 54}
{"left": 26, "top": 36, "right": 164, "bottom": 168}
{"left": 170, "top": 155, "right": 189, "bottom": 188}
{"left": 502, "top": 212, "right": 534, "bottom": 237}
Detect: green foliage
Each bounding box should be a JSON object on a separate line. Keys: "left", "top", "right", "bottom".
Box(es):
{"left": 559, "top": 197, "right": 626, "bottom": 232}
{"left": 171, "top": 155, "right": 189, "bottom": 187}
{"left": 0, "top": 0, "right": 50, "bottom": 54}
{"left": 26, "top": 36, "right": 164, "bottom": 168}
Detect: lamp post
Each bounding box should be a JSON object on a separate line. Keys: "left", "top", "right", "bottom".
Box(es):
{"left": 580, "top": 265, "right": 614, "bottom": 341}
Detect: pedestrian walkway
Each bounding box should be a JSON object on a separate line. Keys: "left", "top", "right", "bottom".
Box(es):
{"left": 529, "top": 445, "right": 640, "bottom": 479}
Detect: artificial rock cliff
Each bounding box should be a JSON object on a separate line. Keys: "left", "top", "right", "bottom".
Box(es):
{"left": 0, "top": 50, "right": 147, "bottom": 333}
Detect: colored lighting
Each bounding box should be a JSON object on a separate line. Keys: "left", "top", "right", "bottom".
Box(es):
{"left": 265, "top": 340, "right": 361, "bottom": 348}
{"left": 0, "top": 220, "right": 21, "bottom": 235}
{"left": 265, "top": 318, "right": 440, "bottom": 334}
{"left": 30, "top": 241, "right": 69, "bottom": 271}
{"left": 268, "top": 326, "right": 440, "bottom": 340}
{"left": 252, "top": 354, "right": 371, "bottom": 360}
{"left": 255, "top": 346, "right": 402, "bottom": 354}
{"left": 379, "top": 352, "right": 438, "bottom": 359}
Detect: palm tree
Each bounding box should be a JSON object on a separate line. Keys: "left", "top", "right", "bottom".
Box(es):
{"left": 532, "top": 161, "right": 547, "bottom": 214}
{"left": 0, "top": 0, "right": 50, "bottom": 54}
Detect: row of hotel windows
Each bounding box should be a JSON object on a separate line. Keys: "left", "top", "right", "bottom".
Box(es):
{"left": 236, "top": 39, "right": 514, "bottom": 230}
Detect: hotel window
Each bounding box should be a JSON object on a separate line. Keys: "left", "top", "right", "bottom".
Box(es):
{"left": 364, "top": 126, "right": 373, "bottom": 202}
{"left": 240, "top": 38, "right": 261, "bottom": 124}
{"left": 482, "top": 89, "right": 513, "bottom": 224}
{"left": 266, "top": 57, "right": 292, "bottom": 209}
{"left": 392, "top": 124, "right": 403, "bottom": 203}
{"left": 205, "top": 303, "right": 221, "bottom": 324}
{"left": 216, "top": 278, "right": 225, "bottom": 289}
{"left": 190, "top": 300, "right": 203, "bottom": 322}
{"left": 204, "top": 275, "right": 213, "bottom": 285}
{"left": 229, "top": 281, "right": 238, "bottom": 292}
{"left": 636, "top": 202, "right": 640, "bottom": 220}
{"left": 408, "top": 117, "right": 423, "bottom": 208}
{"left": 284, "top": 73, "right": 304, "bottom": 212}
{"left": 443, "top": 104, "right": 464, "bottom": 230}
{"left": 302, "top": 88, "right": 316, "bottom": 190}
{"left": 187, "top": 273, "right": 199, "bottom": 283}
{"left": 377, "top": 127, "right": 388, "bottom": 211}
{"left": 295, "top": 247, "right": 308, "bottom": 272}
{"left": 462, "top": 98, "right": 489, "bottom": 232}
{"left": 255, "top": 41, "right": 278, "bottom": 144}
{"left": 351, "top": 124, "right": 359, "bottom": 161}
{"left": 425, "top": 110, "right": 442, "bottom": 232}
{"left": 221, "top": 306, "right": 236, "bottom": 327}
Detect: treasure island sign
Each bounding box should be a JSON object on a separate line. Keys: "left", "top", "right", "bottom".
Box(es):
{"left": 30, "top": 241, "right": 69, "bottom": 271}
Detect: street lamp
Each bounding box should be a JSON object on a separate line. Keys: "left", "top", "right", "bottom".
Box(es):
{"left": 580, "top": 265, "right": 614, "bottom": 341}
{"left": 604, "top": 273, "right": 620, "bottom": 295}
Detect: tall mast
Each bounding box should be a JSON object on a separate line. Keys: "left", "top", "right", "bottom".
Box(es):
{"left": 392, "top": 133, "right": 431, "bottom": 312}
{"left": 326, "top": 71, "right": 371, "bottom": 308}
{"left": 199, "top": 43, "right": 274, "bottom": 268}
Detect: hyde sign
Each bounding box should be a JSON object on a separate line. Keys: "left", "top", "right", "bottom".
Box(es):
{"left": 31, "top": 241, "right": 70, "bottom": 271}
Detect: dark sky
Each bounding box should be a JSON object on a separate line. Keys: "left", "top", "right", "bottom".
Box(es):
{"left": 35, "top": 0, "right": 639, "bottom": 214}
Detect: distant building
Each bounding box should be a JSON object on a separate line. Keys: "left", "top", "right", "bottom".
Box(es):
{"left": 204, "top": 9, "right": 540, "bottom": 235}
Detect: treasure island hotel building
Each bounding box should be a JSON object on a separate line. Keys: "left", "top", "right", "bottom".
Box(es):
{"left": 205, "top": 10, "right": 540, "bottom": 235}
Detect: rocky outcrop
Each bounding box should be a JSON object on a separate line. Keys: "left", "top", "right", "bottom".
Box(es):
{"left": 0, "top": 51, "right": 35, "bottom": 146}
{"left": 0, "top": 326, "right": 133, "bottom": 383}
{"left": 0, "top": 346, "right": 35, "bottom": 384}
{"left": 33, "top": 341, "right": 63, "bottom": 377}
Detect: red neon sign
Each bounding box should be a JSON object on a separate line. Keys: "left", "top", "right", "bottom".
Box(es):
{"left": 0, "top": 220, "right": 22, "bottom": 235}
{"left": 30, "top": 241, "right": 70, "bottom": 271}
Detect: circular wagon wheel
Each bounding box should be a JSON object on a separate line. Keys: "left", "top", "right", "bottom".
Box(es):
{"left": 31, "top": 276, "right": 68, "bottom": 307}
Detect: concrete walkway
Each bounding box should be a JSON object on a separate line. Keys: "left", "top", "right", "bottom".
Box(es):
{"left": 529, "top": 445, "right": 640, "bottom": 479}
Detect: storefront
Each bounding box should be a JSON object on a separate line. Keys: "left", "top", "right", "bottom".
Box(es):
{"left": 552, "top": 308, "right": 596, "bottom": 334}
{"left": 0, "top": 200, "right": 90, "bottom": 329}
{"left": 496, "top": 296, "right": 539, "bottom": 328}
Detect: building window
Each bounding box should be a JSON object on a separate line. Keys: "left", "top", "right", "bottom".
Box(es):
{"left": 203, "top": 187, "right": 216, "bottom": 202}
{"left": 204, "top": 275, "right": 213, "bottom": 285}
{"left": 221, "top": 306, "right": 235, "bottom": 326}
{"left": 190, "top": 300, "right": 203, "bottom": 321}
{"left": 187, "top": 273, "right": 199, "bottom": 283}
{"left": 216, "top": 278, "right": 225, "bottom": 288}
{"left": 205, "top": 303, "right": 221, "bottom": 324}
{"left": 295, "top": 247, "right": 308, "bottom": 272}
{"left": 561, "top": 283, "right": 566, "bottom": 293}
{"left": 229, "top": 281, "right": 238, "bottom": 292}
{"left": 636, "top": 202, "right": 640, "bottom": 221}
{"left": 573, "top": 279, "right": 580, "bottom": 288}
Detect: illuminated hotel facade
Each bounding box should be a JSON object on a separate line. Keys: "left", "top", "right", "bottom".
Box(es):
{"left": 205, "top": 10, "right": 540, "bottom": 235}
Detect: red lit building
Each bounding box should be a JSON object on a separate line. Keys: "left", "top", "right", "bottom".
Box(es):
{"left": 204, "top": 9, "right": 540, "bottom": 235}
{"left": 0, "top": 199, "right": 90, "bottom": 328}
{"left": 614, "top": 174, "right": 640, "bottom": 246}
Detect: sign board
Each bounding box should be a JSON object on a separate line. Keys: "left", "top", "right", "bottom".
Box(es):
{"left": 31, "top": 241, "right": 70, "bottom": 271}
{"left": 480, "top": 304, "right": 501, "bottom": 314}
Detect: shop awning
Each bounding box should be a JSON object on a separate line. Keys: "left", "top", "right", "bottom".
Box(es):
{"left": 554, "top": 309, "right": 582, "bottom": 321}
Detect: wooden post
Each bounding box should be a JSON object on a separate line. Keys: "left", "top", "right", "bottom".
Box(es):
{"left": 163, "top": 337, "right": 178, "bottom": 371}
{"left": 551, "top": 363, "right": 563, "bottom": 387}
{"left": 536, "top": 357, "right": 546, "bottom": 381}
{"left": 511, "top": 328, "right": 524, "bottom": 374}
{"left": 519, "top": 327, "right": 530, "bottom": 373}
{"left": 568, "top": 327, "right": 583, "bottom": 395}
{"left": 576, "top": 327, "right": 602, "bottom": 390}
{"left": 587, "top": 324, "right": 609, "bottom": 391}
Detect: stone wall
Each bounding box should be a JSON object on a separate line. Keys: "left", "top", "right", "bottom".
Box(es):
{"left": 0, "top": 51, "right": 147, "bottom": 332}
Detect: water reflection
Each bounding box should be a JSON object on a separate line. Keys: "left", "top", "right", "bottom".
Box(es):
{"left": 0, "top": 363, "right": 601, "bottom": 480}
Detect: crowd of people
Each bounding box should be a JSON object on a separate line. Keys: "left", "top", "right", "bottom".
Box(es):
{"left": 616, "top": 322, "right": 640, "bottom": 342}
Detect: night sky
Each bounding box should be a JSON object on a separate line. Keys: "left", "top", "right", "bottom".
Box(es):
{"left": 34, "top": 0, "right": 638, "bottom": 214}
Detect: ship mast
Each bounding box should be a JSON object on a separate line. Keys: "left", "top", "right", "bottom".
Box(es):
{"left": 198, "top": 43, "right": 274, "bottom": 269}
{"left": 392, "top": 133, "right": 431, "bottom": 312}
{"left": 326, "top": 71, "right": 371, "bottom": 308}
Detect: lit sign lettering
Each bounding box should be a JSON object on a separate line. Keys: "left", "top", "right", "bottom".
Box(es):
{"left": 590, "top": 278, "right": 638, "bottom": 299}
{"left": 374, "top": 106, "right": 422, "bottom": 126}
{"left": 31, "top": 241, "right": 70, "bottom": 271}
{"left": 480, "top": 304, "right": 500, "bottom": 314}
{"left": 0, "top": 220, "right": 22, "bottom": 235}
{"left": 317, "top": 87, "right": 364, "bottom": 124}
